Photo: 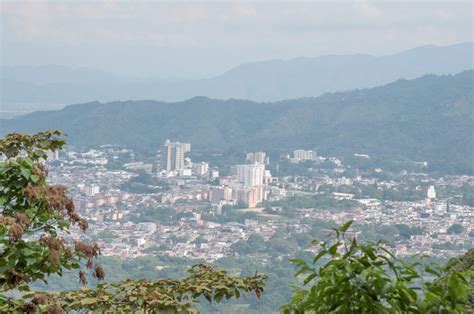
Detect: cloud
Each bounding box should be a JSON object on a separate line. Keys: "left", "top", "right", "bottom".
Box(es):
{"left": 1, "top": 1, "right": 472, "bottom": 78}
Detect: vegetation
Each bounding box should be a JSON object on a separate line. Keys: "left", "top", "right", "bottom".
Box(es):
{"left": 0, "top": 131, "right": 103, "bottom": 311}
{"left": 121, "top": 170, "right": 170, "bottom": 194}
{"left": 448, "top": 224, "right": 465, "bottom": 235}
{"left": 284, "top": 221, "right": 471, "bottom": 313}
{"left": 445, "top": 248, "right": 474, "bottom": 307}
{"left": 265, "top": 194, "right": 357, "bottom": 212}
{"left": 14, "top": 265, "right": 266, "bottom": 313}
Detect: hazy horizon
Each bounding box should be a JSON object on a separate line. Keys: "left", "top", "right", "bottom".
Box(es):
{"left": 1, "top": 1, "right": 473, "bottom": 80}
{"left": 1, "top": 41, "right": 472, "bottom": 81}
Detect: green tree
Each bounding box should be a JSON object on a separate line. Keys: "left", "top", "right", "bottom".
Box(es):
{"left": 284, "top": 221, "right": 471, "bottom": 313}
{"left": 394, "top": 223, "right": 424, "bottom": 239}
{"left": 445, "top": 248, "right": 474, "bottom": 307}
{"left": 0, "top": 131, "right": 104, "bottom": 310}
{"left": 247, "top": 234, "right": 266, "bottom": 252}
{"left": 32, "top": 265, "right": 266, "bottom": 313}
{"left": 448, "top": 224, "right": 464, "bottom": 235}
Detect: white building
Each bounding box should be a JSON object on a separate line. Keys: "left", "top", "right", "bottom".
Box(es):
{"left": 85, "top": 185, "right": 100, "bottom": 197}
{"left": 293, "top": 149, "right": 318, "bottom": 161}
{"left": 161, "top": 139, "right": 191, "bottom": 172}
{"left": 178, "top": 168, "right": 192, "bottom": 177}
{"left": 235, "top": 164, "right": 265, "bottom": 187}
{"left": 427, "top": 186, "right": 437, "bottom": 199}
{"left": 210, "top": 169, "right": 219, "bottom": 179}
{"left": 46, "top": 150, "right": 59, "bottom": 161}
{"left": 124, "top": 162, "right": 153, "bottom": 174}
{"left": 246, "top": 152, "right": 269, "bottom": 165}
{"left": 192, "top": 162, "right": 209, "bottom": 176}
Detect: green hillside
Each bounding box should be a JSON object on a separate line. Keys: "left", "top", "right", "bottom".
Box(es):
{"left": 1, "top": 71, "right": 473, "bottom": 173}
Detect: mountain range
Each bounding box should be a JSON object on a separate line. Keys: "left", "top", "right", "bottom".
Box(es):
{"left": 2, "top": 70, "right": 473, "bottom": 174}
{"left": 1, "top": 42, "right": 472, "bottom": 114}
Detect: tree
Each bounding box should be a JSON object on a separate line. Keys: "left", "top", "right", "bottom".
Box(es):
{"left": 0, "top": 131, "right": 267, "bottom": 312}
{"left": 283, "top": 221, "right": 471, "bottom": 313}
{"left": 18, "top": 265, "right": 266, "bottom": 313}
{"left": 0, "top": 131, "right": 104, "bottom": 308}
{"left": 394, "top": 223, "right": 424, "bottom": 239}
{"left": 448, "top": 223, "right": 464, "bottom": 235}
{"left": 445, "top": 248, "right": 474, "bottom": 307}
{"left": 247, "top": 234, "right": 266, "bottom": 252}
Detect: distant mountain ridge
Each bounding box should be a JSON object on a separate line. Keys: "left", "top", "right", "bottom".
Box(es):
{"left": 1, "top": 42, "right": 472, "bottom": 112}
{"left": 2, "top": 71, "right": 473, "bottom": 173}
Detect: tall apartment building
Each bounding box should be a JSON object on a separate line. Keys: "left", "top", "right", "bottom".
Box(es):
{"left": 85, "top": 185, "right": 100, "bottom": 197}
{"left": 234, "top": 186, "right": 264, "bottom": 208}
{"left": 192, "top": 162, "right": 209, "bottom": 176}
{"left": 246, "top": 152, "right": 269, "bottom": 164}
{"left": 234, "top": 164, "right": 265, "bottom": 187}
{"left": 209, "top": 186, "right": 233, "bottom": 203}
{"left": 161, "top": 139, "right": 191, "bottom": 172}
{"left": 46, "top": 150, "right": 60, "bottom": 161}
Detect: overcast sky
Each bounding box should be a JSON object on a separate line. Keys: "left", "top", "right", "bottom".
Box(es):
{"left": 1, "top": 1, "right": 472, "bottom": 79}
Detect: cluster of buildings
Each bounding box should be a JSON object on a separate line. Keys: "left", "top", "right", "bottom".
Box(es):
{"left": 210, "top": 153, "right": 279, "bottom": 208}
{"left": 42, "top": 141, "right": 472, "bottom": 261}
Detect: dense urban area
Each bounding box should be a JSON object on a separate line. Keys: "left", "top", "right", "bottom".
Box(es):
{"left": 44, "top": 141, "right": 472, "bottom": 264}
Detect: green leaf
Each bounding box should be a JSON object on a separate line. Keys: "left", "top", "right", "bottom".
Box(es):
{"left": 58, "top": 220, "right": 70, "bottom": 229}
{"left": 30, "top": 174, "right": 40, "bottom": 183}
{"left": 303, "top": 272, "right": 318, "bottom": 285}
{"left": 21, "top": 168, "right": 31, "bottom": 179}
{"left": 21, "top": 248, "right": 35, "bottom": 256}
{"left": 81, "top": 298, "right": 97, "bottom": 305}
{"left": 328, "top": 243, "right": 339, "bottom": 256}
{"left": 340, "top": 220, "right": 353, "bottom": 233}
{"left": 289, "top": 258, "right": 306, "bottom": 265}
{"left": 313, "top": 250, "right": 328, "bottom": 264}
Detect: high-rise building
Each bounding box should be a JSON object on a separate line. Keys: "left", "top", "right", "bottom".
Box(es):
{"left": 235, "top": 164, "right": 265, "bottom": 187}
{"left": 192, "top": 162, "right": 209, "bottom": 176}
{"left": 46, "top": 150, "right": 60, "bottom": 161}
{"left": 427, "top": 186, "right": 436, "bottom": 199}
{"left": 246, "top": 152, "right": 269, "bottom": 164}
{"left": 161, "top": 139, "right": 191, "bottom": 172}
{"left": 234, "top": 186, "right": 264, "bottom": 208}
{"left": 209, "top": 186, "right": 233, "bottom": 203}
{"left": 85, "top": 185, "right": 100, "bottom": 197}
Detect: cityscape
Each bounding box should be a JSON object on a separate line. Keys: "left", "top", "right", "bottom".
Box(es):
{"left": 1, "top": 1, "right": 472, "bottom": 312}
{"left": 44, "top": 140, "right": 473, "bottom": 262}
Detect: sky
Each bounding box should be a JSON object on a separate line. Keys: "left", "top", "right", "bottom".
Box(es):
{"left": 1, "top": 0, "right": 472, "bottom": 79}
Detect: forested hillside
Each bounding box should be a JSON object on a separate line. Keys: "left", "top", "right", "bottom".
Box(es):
{"left": 2, "top": 71, "right": 473, "bottom": 173}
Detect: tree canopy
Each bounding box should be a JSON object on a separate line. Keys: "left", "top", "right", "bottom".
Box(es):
{"left": 284, "top": 221, "right": 471, "bottom": 313}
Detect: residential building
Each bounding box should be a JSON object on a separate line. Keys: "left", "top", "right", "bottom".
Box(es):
{"left": 161, "top": 140, "right": 191, "bottom": 172}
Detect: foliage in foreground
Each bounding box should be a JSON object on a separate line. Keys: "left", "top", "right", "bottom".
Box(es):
{"left": 0, "top": 131, "right": 104, "bottom": 301}
{"left": 6, "top": 264, "right": 266, "bottom": 313}
{"left": 0, "top": 131, "right": 266, "bottom": 313}
{"left": 284, "top": 221, "right": 472, "bottom": 313}
{"left": 445, "top": 247, "right": 474, "bottom": 307}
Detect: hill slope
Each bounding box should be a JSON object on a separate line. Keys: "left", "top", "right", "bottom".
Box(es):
{"left": 1, "top": 42, "right": 472, "bottom": 110}
{"left": 2, "top": 71, "right": 473, "bottom": 173}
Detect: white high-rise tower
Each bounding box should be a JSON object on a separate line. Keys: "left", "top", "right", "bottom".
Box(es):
{"left": 161, "top": 140, "right": 191, "bottom": 172}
